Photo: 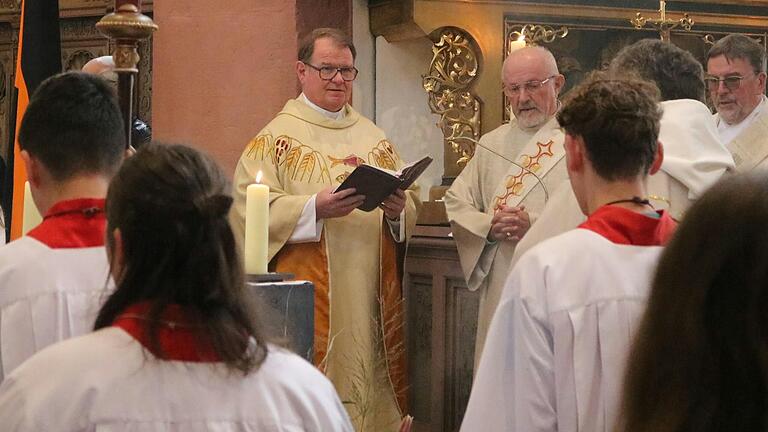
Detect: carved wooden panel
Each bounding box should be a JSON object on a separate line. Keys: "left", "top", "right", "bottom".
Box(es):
{"left": 445, "top": 277, "right": 478, "bottom": 431}
{"left": 0, "top": 22, "right": 14, "bottom": 162}
{"left": 136, "top": 36, "right": 152, "bottom": 124}
{"left": 60, "top": 15, "right": 153, "bottom": 126}
{"left": 61, "top": 16, "right": 109, "bottom": 71}
{"left": 0, "top": 0, "right": 19, "bottom": 15}
{"left": 406, "top": 273, "right": 432, "bottom": 423}
{"left": 404, "top": 227, "right": 478, "bottom": 432}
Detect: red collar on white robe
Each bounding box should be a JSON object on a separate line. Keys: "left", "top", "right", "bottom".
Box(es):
{"left": 27, "top": 198, "right": 106, "bottom": 248}
{"left": 578, "top": 205, "right": 677, "bottom": 246}
{"left": 112, "top": 302, "right": 221, "bottom": 362}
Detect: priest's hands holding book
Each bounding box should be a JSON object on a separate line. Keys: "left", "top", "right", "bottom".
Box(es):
{"left": 380, "top": 189, "right": 406, "bottom": 221}
{"left": 488, "top": 205, "right": 530, "bottom": 242}
{"left": 316, "top": 187, "right": 366, "bottom": 220}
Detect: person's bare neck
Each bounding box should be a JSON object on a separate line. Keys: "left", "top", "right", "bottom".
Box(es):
{"left": 37, "top": 174, "right": 110, "bottom": 215}
{"left": 585, "top": 175, "right": 650, "bottom": 216}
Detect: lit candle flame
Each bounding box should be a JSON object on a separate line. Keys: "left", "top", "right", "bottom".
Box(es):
{"left": 255, "top": 171, "right": 263, "bottom": 184}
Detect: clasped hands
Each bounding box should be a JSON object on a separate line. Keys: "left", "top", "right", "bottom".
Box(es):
{"left": 316, "top": 187, "right": 405, "bottom": 221}
{"left": 488, "top": 205, "right": 530, "bottom": 243}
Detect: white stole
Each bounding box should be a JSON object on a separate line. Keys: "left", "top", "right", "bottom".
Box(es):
{"left": 491, "top": 117, "right": 565, "bottom": 211}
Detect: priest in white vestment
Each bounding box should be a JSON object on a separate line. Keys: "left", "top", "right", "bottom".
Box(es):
{"left": 461, "top": 75, "right": 677, "bottom": 432}
{"left": 0, "top": 72, "right": 125, "bottom": 380}
{"left": 510, "top": 38, "right": 734, "bottom": 265}
{"left": 706, "top": 34, "right": 768, "bottom": 171}
{"left": 444, "top": 46, "right": 568, "bottom": 365}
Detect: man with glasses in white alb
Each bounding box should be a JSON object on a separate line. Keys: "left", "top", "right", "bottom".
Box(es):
{"left": 231, "top": 28, "right": 419, "bottom": 431}
{"left": 707, "top": 34, "right": 768, "bottom": 171}
{"left": 444, "top": 46, "right": 569, "bottom": 367}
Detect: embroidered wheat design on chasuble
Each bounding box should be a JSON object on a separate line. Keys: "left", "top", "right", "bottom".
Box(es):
{"left": 245, "top": 134, "right": 332, "bottom": 183}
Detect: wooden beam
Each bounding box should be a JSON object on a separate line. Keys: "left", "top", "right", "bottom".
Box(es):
{"left": 370, "top": 0, "right": 425, "bottom": 42}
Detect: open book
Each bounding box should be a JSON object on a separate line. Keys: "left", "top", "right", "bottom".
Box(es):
{"left": 335, "top": 156, "right": 433, "bottom": 212}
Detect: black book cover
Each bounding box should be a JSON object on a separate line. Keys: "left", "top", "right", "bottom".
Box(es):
{"left": 335, "top": 156, "right": 432, "bottom": 212}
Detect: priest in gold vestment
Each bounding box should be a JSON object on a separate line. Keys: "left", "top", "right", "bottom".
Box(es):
{"left": 231, "top": 29, "right": 419, "bottom": 431}
{"left": 444, "top": 47, "right": 568, "bottom": 366}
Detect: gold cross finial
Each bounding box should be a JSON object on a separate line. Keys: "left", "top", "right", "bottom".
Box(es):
{"left": 630, "top": 0, "right": 694, "bottom": 42}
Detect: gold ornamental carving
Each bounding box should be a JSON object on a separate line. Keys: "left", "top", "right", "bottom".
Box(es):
{"left": 422, "top": 27, "right": 481, "bottom": 167}
{"left": 507, "top": 24, "right": 569, "bottom": 47}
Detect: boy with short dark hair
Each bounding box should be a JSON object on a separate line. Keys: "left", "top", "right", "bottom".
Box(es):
{"left": 461, "top": 74, "right": 677, "bottom": 432}
{"left": 0, "top": 72, "right": 125, "bottom": 380}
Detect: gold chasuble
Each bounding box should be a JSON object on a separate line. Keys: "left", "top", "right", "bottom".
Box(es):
{"left": 232, "top": 98, "right": 420, "bottom": 431}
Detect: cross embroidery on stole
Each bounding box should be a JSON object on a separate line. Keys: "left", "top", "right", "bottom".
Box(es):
{"left": 493, "top": 140, "right": 554, "bottom": 212}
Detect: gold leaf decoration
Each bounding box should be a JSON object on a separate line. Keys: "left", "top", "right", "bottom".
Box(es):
{"left": 422, "top": 27, "right": 482, "bottom": 167}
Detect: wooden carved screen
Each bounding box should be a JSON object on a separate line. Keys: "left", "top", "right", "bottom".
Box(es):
{"left": 0, "top": 21, "right": 13, "bottom": 167}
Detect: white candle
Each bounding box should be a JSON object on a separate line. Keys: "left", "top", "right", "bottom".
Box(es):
{"left": 509, "top": 34, "right": 527, "bottom": 53}
{"left": 22, "top": 181, "right": 42, "bottom": 235}
{"left": 244, "top": 172, "right": 269, "bottom": 275}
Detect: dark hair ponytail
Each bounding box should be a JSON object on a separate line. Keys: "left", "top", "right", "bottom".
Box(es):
{"left": 95, "top": 143, "right": 267, "bottom": 373}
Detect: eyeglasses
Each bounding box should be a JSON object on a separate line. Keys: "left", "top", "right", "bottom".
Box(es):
{"left": 504, "top": 75, "right": 557, "bottom": 96}
{"left": 304, "top": 63, "right": 359, "bottom": 81}
{"left": 704, "top": 74, "right": 753, "bottom": 92}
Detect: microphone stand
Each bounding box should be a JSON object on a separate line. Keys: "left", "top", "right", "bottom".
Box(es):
{"left": 459, "top": 136, "right": 551, "bottom": 202}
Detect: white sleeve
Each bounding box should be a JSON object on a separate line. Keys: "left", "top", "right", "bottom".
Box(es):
{"left": 287, "top": 194, "right": 324, "bottom": 243}
{"left": 460, "top": 261, "right": 556, "bottom": 432}
{"left": 385, "top": 209, "right": 406, "bottom": 243}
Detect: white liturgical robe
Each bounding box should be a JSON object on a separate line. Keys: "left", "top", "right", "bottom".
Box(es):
{"left": 715, "top": 95, "right": 768, "bottom": 172}
{"left": 0, "top": 328, "right": 354, "bottom": 431}
{"left": 508, "top": 98, "right": 733, "bottom": 268}
{"left": 0, "top": 198, "right": 109, "bottom": 381}
{"left": 461, "top": 205, "right": 676, "bottom": 432}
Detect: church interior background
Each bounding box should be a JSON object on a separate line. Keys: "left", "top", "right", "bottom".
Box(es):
{"left": 1, "top": 1, "right": 767, "bottom": 431}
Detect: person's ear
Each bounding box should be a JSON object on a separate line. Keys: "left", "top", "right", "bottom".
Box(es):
{"left": 108, "top": 228, "right": 126, "bottom": 282}
{"left": 554, "top": 74, "right": 566, "bottom": 95}
{"left": 649, "top": 141, "right": 664, "bottom": 175}
{"left": 296, "top": 61, "right": 308, "bottom": 84}
{"left": 564, "top": 133, "right": 585, "bottom": 174}
{"left": 20, "top": 150, "right": 41, "bottom": 188}
{"left": 757, "top": 71, "right": 767, "bottom": 93}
